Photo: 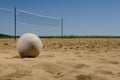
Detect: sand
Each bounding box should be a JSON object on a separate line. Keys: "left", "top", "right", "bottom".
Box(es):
{"left": 0, "top": 38, "right": 120, "bottom": 80}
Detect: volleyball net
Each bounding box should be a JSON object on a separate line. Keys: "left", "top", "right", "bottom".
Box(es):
{"left": 0, "top": 7, "right": 63, "bottom": 38}
{"left": 16, "top": 9, "right": 61, "bottom": 27}
{"left": 0, "top": 8, "right": 14, "bottom": 35}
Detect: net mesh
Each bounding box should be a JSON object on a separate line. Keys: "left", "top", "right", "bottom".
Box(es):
{"left": 0, "top": 8, "right": 14, "bottom": 35}
{"left": 0, "top": 8, "right": 62, "bottom": 36}
{"left": 17, "top": 9, "right": 61, "bottom": 28}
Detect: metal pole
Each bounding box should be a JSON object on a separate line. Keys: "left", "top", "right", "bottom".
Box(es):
{"left": 14, "top": 7, "right": 16, "bottom": 41}
{"left": 61, "top": 18, "right": 63, "bottom": 37}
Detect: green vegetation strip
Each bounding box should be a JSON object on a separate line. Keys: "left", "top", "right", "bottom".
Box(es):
{"left": 40, "top": 35, "right": 120, "bottom": 38}
{"left": 0, "top": 34, "right": 120, "bottom": 38}
{"left": 0, "top": 34, "right": 14, "bottom": 38}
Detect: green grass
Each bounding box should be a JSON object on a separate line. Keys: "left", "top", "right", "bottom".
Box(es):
{"left": 0, "top": 33, "right": 120, "bottom": 38}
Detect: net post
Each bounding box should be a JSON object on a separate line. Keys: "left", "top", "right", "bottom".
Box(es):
{"left": 61, "top": 18, "right": 63, "bottom": 37}
{"left": 14, "top": 7, "right": 16, "bottom": 41}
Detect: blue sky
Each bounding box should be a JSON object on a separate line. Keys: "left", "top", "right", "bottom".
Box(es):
{"left": 0, "top": 0, "right": 120, "bottom": 36}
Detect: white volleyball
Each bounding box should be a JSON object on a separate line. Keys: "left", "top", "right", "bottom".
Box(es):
{"left": 16, "top": 33, "right": 42, "bottom": 58}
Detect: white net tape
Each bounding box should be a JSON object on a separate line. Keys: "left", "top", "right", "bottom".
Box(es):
{"left": 17, "top": 9, "right": 60, "bottom": 20}
{"left": 0, "top": 8, "right": 13, "bottom": 11}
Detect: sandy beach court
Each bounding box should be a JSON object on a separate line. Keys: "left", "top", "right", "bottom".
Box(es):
{"left": 0, "top": 38, "right": 120, "bottom": 80}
